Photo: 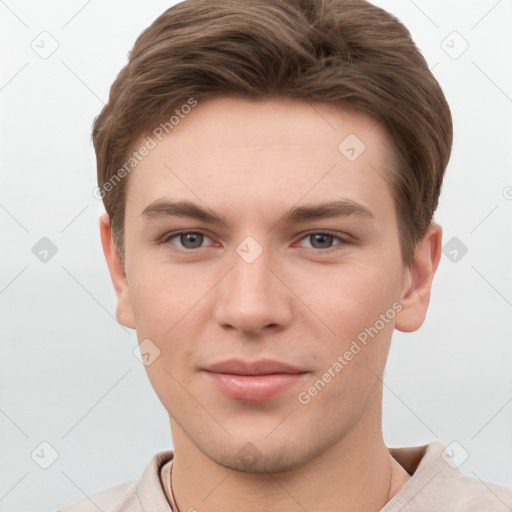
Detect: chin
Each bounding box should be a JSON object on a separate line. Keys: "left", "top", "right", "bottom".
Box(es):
{"left": 213, "top": 444, "right": 311, "bottom": 474}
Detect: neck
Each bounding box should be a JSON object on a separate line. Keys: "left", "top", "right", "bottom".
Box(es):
{"left": 168, "top": 408, "right": 410, "bottom": 512}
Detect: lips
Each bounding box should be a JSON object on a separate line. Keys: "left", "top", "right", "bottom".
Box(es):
{"left": 203, "top": 358, "right": 305, "bottom": 376}
{"left": 202, "top": 358, "right": 308, "bottom": 401}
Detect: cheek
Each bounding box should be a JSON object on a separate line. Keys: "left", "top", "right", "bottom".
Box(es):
{"left": 296, "top": 260, "right": 400, "bottom": 340}
{"left": 294, "top": 260, "right": 401, "bottom": 401}
{"left": 130, "top": 268, "right": 202, "bottom": 401}
{"left": 296, "top": 268, "right": 397, "bottom": 416}
{"left": 129, "top": 260, "right": 199, "bottom": 335}
{"left": 129, "top": 263, "right": 210, "bottom": 381}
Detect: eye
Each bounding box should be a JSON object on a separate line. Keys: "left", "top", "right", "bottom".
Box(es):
{"left": 296, "top": 232, "right": 346, "bottom": 250}
{"left": 163, "top": 231, "right": 214, "bottom": 250}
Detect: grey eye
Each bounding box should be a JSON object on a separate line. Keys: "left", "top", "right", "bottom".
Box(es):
{"left": 179, "top": 232, "right": 204, "bottom": 249}
{"left": 309, "top": 233, "right": 335, "bottom": 249}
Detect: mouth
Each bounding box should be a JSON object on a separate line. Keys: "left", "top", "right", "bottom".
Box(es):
{"left": 201, "top": 358, "right": 309, "bottom": 401}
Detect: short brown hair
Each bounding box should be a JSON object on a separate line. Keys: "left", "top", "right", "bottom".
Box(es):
{"left": 93, "top": 0, "right": 452, "bottom": 266}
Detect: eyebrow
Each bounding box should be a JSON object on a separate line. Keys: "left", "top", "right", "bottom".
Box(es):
{"left": 141, "top": 200, "right": 227, "bottom": 224}
{"left": 280, "top": 199, "right": 375, "bottom": 223}
{"left": 140, "top": 199, "right": 375, "bottom": 226}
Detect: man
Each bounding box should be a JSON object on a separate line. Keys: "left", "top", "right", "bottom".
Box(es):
{"left": 60, "top": 0, "right": 512, "bottom": 510}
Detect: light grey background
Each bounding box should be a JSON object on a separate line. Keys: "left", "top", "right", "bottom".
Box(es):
{"left": 1, "top": 1, "right": 511, "bottom": 511}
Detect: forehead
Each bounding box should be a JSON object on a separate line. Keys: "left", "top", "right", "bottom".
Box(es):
{"left": 124, "top": 96, "right": 396, "bottom": 224}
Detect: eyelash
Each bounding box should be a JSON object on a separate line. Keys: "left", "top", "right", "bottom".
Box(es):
{"left": 161, "top": 230, "right": 350, "bottom": 252}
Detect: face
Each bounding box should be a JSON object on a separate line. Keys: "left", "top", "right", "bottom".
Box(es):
{"left": 101, "top": 96, "right": 439, "bottom": 473}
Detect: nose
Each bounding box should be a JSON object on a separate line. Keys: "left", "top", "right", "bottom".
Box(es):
{"left": 213, "top": 246, "right": 293, "bottom": 336}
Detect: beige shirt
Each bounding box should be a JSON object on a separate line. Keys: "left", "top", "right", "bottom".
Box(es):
{"left": 57, "top": 441, "right": 512, "bottom": 511}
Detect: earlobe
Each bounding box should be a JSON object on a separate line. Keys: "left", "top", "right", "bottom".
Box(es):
{"left": 394, "top": 222, "right": 443, "bottom": 333}
{"left": 99, "top": 212, "right": 136, "bottom": 329}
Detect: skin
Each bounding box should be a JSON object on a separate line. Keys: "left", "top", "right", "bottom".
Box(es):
{"left": 100, "top": 96, "right": 442, "bottom": 512}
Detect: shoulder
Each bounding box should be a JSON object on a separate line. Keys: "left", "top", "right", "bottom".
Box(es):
{"left": 55, "top": 480, "right": 136, "bottom": 512}
{"left": 385, "top": 441, "right": 512, "bottom": 511}
{"left": 448, "top": 472, "right": 512, "bottom": 511}
{"left": 53, "top": 449, "right": 175, "bottom": 512}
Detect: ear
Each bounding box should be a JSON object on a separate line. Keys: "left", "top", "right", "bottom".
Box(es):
{"left": 395, "top": 222, "right": 442, "bottom": 333}
{"left": 99, "top": 211, "right": 135, "bottom": 329}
